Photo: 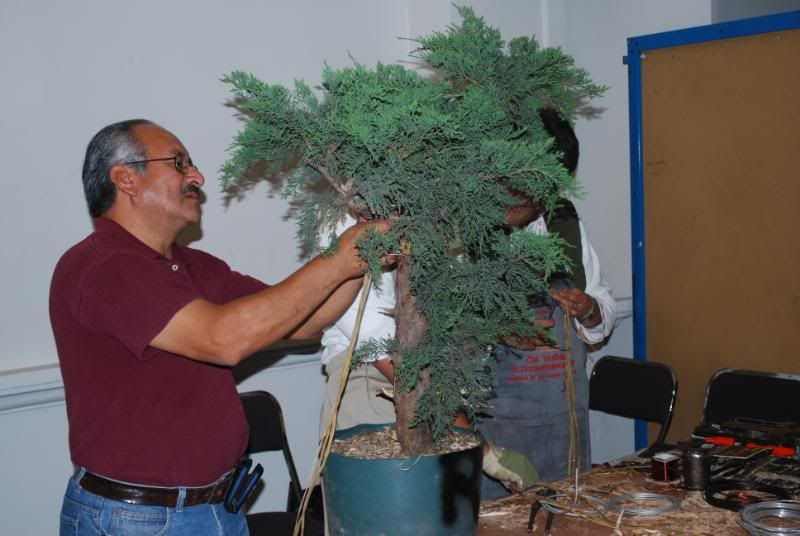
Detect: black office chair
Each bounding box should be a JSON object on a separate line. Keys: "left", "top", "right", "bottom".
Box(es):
{"left": 239, "top": 390, "right": 325, "bottom": 536}
{"left": 694, "top": 369, "right": 800, "bottom": 446}
{"left": 588, "top": 355, "right": 678, "bottom": 455}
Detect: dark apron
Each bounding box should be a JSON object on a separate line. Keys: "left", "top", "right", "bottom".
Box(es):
{"left": 479, "top": 303, "right": 591, "bottom": 500}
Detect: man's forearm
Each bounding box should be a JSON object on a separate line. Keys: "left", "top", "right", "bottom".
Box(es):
{"left": 216, "top": 254, "right": 361, "bottom": 360}
{"left": 151, "top": 219, "right": 392, "bottom": 365}
{"left": 287, "top": 276, "right": 365, "bottom": 340}
{"left": 152, "top": 253, "right": 357, "bottom": 365}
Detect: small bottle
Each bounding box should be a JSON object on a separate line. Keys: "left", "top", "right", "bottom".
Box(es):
{"left": 681, "top": 447, "right": 712, "bottom": 490}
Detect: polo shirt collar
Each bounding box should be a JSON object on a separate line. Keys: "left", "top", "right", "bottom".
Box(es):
{"left": 93, "top": 217, "right": 172, "bottom": 260}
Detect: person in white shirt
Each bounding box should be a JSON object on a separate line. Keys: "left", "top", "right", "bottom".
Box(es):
{"left": 318, "top": 252, "right": 397, "bottom": 436}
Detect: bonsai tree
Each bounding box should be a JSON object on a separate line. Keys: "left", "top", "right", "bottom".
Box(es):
{"left": 221, "top": 6, "right": 605, "bottom": 456}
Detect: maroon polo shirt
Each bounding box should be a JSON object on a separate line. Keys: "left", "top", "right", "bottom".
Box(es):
{"left": 50, "top": 217, "right": 267, "bottom": 486}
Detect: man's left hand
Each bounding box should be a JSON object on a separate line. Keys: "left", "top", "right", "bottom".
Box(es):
{"left": 550, "top": 288, "right": 599, "bottom": 327}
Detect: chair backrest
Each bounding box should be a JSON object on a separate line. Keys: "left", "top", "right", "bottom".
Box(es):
{"left": 239, "top": 390, "right": 303, "bottom": 508}
{"left": 701, "top": 368, "right": 800, "bottom": 426}
{"left": 589, "top": 355, "right": 678, "bottom": 447}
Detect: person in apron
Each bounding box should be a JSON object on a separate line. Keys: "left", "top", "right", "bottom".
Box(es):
{"left": 480, "top": 109, "right": 617, "bottom": 500}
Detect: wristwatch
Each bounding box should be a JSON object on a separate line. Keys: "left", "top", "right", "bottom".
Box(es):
{"left": 578, "top": 298, "right": 596, "bottom": 323}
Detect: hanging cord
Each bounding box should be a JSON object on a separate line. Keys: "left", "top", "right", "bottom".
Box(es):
{"left": 562, "top": 308, "right": 581, "bottom": 505}
{"left": 293, "top": 273, "right": 373, "bottom": 536}
{"left": 535, "top": 312, "right": 679, "bottom": 534}
{"left": 613, "top": 508, "right": 625, "bottom": 535}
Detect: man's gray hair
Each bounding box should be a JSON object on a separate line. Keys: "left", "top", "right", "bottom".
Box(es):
{"left": 82, "top": 119, "right": 156, "bottom": 218}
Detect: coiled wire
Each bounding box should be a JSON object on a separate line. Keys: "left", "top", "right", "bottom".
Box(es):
{"left": 607, "top": 492, "right": 682, "bottom": 516}
{"left": 540, "top": 491, "right": 680, "bottom": 517}
{"left": 740, "top": 501, "right": 800, "bottom": 536}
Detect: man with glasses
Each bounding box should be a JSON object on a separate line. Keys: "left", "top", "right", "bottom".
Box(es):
{"left": 50, "top": 119, "right": 390, "bottom": 535}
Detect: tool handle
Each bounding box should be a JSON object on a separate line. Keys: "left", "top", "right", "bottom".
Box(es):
{"left": 705, "top": 436, "right": 736, "bottom": 446}
{"left": 745, "top": 442, "right": 795, "bottom": 457}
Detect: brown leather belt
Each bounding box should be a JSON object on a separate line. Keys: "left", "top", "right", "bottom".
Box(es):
{"left": 79, "top": 471, "right": 233, "bottom": 508}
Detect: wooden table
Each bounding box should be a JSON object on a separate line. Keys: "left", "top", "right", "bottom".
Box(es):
{"left": 478, "top": 461, "right": 747, "bottom": 535}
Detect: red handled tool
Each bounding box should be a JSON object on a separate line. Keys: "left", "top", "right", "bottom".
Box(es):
{"left": 745, "top": 442, "right": 796, "bottom": 457}
{"left": 705, "top": 436, "right": 736, "bottom": 446}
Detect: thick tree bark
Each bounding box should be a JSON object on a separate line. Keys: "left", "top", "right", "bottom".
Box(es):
{"left": 393, "top": 253, "right": 435, "bottom": 455}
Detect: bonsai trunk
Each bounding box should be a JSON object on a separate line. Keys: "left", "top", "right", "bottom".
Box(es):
{"left": 393, "top": 254, "right": 435, "bottom": 455}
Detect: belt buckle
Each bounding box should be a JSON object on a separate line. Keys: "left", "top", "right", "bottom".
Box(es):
{"left": 208, "top": 470, "right": 235, "bottom": 504}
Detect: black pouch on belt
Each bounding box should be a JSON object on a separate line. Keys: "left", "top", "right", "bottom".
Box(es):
{"left": 224, "top": 459, "right": 264, "bottom": 514}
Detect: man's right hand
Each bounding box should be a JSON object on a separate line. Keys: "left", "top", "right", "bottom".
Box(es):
{"left": 335, "top": 219, "right": 395, "bottom": 278}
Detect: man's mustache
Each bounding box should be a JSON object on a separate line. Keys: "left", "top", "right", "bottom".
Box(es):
{"left": 182, "top": 184, "right": 202, "bottom": 197}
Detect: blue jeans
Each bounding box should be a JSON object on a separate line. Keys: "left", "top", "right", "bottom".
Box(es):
{"left": 60, "top": 469, "right": 248, "bottom": 536}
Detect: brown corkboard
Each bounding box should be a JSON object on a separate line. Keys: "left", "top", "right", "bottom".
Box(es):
{"left": 641, "top": 29, "right": 800, "bottom": 443}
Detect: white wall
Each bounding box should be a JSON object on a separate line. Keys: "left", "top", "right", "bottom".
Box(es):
{"left": 0, "top": 0, "right": 413, "bottom": 372}
{"left": 712, "top": 0, "right": 800, "bottom": 22}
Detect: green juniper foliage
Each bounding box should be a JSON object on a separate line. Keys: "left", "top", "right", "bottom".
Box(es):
{"left": 222, "top": 6, "right": 605, "bottom": 445}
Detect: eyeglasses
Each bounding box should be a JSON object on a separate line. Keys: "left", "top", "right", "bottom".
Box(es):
{"left": 122, "top": 155, "right": 197, "bottom": 175}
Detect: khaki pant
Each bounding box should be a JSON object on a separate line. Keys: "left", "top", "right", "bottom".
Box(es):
{"left": 319, "top": 351, "right": 396, "bottom": 438}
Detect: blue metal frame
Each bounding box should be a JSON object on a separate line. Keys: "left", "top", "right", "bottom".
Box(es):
{"left": 625, "top": 11, "right": 800, "bottom": 451}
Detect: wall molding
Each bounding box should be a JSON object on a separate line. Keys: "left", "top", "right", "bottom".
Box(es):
{"left": 0, "top": 364, "right": 66, "bottom": 414}
{"left": 0, "top": 341, "right": 322, "bottom": 415}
